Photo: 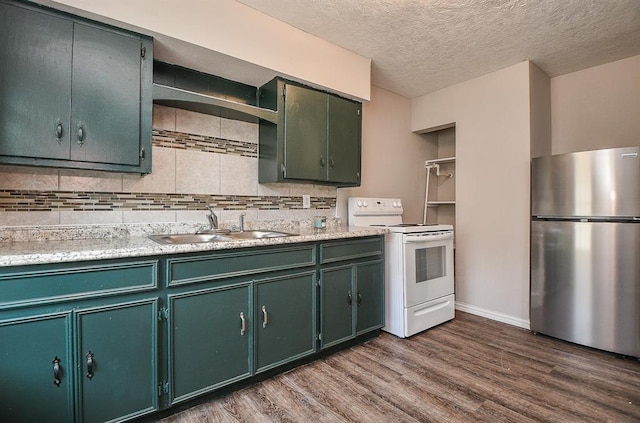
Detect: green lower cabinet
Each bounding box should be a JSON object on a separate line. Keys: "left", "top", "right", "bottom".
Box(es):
{"left": 355, "top": 260, "right": 384, "bottom": 335}
{"left": 0, "top": 237, "right": 383, "bottom": 422}
{"left": 168, "top": 284, "right": 251, "bottom": 405}
{"left": 0, "top": 298, "right": 158, "bottom": 423}
{"left": 320, "top": 259, "right": 384, "bottom": 349}
{"left": 320, "top": 265, "right": 356, "bottom": 348}
{"left": 255, "top": 271, "right": 316, "bottom": 373}
{"left": 0, "top": 313, "right": 73, "bottom": 423}
{"left": 76, "top": 298, "right": 159, "bottom": 423}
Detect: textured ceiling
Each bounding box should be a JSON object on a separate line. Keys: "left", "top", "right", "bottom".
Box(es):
{"left": 237, "top": 0, "right": 640, "bottom": 98}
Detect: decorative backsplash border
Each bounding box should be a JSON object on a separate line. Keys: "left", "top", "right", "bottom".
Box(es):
{"left": 152, "top": 129, "right": 257, "bottom": 157}
{"left": 0, "top": 127, "right": 338, "bottom": 214}
{"left": 0, "top": 190, "right": 335, "bottom": 212}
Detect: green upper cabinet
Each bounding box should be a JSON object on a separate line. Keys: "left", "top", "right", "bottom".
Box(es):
{"left": 259, "top": 78, "right": 362, "bottom": 187}
{"left": 282, "top": 84, "right": 328, "bottom": 182}
{"left": 327, "top": 95, "right": 362, "bottom": 184}
{"left": 0, "top": 0, "right": 152, "bottom": 173}
{"left": 0, "top": 1, "right": 72, "bottom": 162}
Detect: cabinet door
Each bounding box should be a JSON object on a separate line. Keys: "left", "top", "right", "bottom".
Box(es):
{"left": 0, "top": 2, "right": 72, "bottom": 160}
{"left": 355, "top": 260, "right": 385, "bottom": 335}
{"left": 327, "top": 95, "right": 361, "bottom": 185}
{"left": 320, "top": 265, "right": 355, "bottom": 349}
{"left": 283, "top": 83, "right": 327, "bottom": 181}
{"left": 70, "top": 23, "right": 142, "bottom": 166}
{"left": 168, "top": 284, "right": 251, "bottom": 405}
{"left": 255, "top": 271, "right": 316, "bottom": 373}
{"left": 0, "top": 313, "right": 73, "bottom": 423}
{"left": 76, "top": 298, "right": 158, "bottom": 423}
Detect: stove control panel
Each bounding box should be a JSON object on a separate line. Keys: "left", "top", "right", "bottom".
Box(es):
{"left": 348, "top": 197, "right": 403, "bottom": 215}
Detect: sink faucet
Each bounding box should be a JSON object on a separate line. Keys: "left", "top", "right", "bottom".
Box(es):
{"left": 206, "top": 206, "right": 218, "bottom": 230}
{"left": 239, "top": 212, "right": 246, "bottom": 232}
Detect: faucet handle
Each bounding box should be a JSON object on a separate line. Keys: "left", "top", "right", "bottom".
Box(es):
{"left": 206, "top": 207, "right": 218, "bottom": 229}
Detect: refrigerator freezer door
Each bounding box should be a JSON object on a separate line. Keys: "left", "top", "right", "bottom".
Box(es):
{"left": 531, "top": 220, "right": 640, "bottom": 356}
{"left": 532, "top": 146, "right": 640, "bottom": 218}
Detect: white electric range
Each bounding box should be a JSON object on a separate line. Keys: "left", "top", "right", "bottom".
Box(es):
{"left": 348, "top": 197, "right": 455, "bottom": 337}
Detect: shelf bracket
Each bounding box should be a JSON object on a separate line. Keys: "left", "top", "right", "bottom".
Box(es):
{"left": 425, "top": 163, "right": 453, "bottom": 178}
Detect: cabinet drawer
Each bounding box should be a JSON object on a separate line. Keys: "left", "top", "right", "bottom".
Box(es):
{"left": 319, "top": 237, "right": 383, "bottom": 264}
{"left": 0, "top": 260, "right": 158, "bottom": 309}
{"left": 166, "top": 245, "right": 316, "bottom": 287}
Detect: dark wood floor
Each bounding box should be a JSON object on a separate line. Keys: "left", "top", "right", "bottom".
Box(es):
{"left": 158, "top": 312, "right": 640, "bottom": 422}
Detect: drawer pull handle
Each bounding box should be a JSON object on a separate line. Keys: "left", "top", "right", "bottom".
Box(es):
{"left": 52, "top": 356, "right": 61, "bottom": 387}
{"left": 262, "top": 305, "right": 268, "bottom": 328}
{"left": 86, "top": 351, "right": 94, "bottom": 380}
{"left": 347, "top": 291, "right": 353, "bottom": 306}
{"left": 240, "top": 311, "right": 246, "bottom": 336}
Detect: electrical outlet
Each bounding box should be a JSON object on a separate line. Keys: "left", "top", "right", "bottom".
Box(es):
{"left": 302, "top": 195, "right": 311, "bottom": 209}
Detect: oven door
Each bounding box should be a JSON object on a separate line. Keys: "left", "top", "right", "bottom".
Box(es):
{"left": 403, "top": 232, "right": 454, "bottom": 308}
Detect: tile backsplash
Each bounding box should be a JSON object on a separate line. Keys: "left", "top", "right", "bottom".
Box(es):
{"left": 0, "top": 105, "right": 337, "bottom": 227}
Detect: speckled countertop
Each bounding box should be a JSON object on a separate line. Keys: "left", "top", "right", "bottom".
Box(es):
{"left": 0, "top": 221, "right": 387, "bottom": 267}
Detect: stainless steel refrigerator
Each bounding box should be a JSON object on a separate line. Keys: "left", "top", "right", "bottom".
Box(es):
{"left": 531, "top": 146, "right": 640, "bottom": 357}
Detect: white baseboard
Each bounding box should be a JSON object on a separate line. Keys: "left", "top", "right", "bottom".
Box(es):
{"left": 455, "top": 301, "right": 530, "bottom": 330}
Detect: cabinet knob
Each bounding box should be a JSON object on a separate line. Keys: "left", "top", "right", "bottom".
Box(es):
{"left": 347, "top": 291, "right": 353, "bottom": 306}
{"left": 320, "top": 155, "right": 325, "bottom": 168}
{"left": 329, "top": 156, "right": 335, "bottom": 168}
{"left": 77, "top": 125, "right": 86, "bottom": 145}
{"left": 54, "top": 121, "right": 63, "bottom": 140}
{"left": 357, "top": 291, "right": 362, "bottom": 306}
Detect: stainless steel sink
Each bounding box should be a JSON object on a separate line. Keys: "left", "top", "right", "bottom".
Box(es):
{"left": 227, "top": 230, "right": 297, "bottom": 240}
{"left": 148, "top": 233, "right": 235, "bottom": 244}
{"left": 148, "top": 230, "right": 297, "bottom": 244}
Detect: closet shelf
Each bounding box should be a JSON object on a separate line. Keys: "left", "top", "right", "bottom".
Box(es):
{"left": 427, "top": 201, "right": 456, "bottom": 207}
{"left": 425, "top": 156, "right": 456, "bottom": 165}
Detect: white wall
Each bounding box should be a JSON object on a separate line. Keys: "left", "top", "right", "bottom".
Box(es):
{"left": 338, "top": 86, "right": 435, "bottom": 223}
{"left": 411, "top": 61, "right": 534, "bottom": 328}
{"left": 40, "top": 0, "right": 371, "bottom": 100}
{"left": 530, "top": 62, "right": 552, "bottom": 158}
{"left": 551, "top": 55, "right": 640, "bottom": 154}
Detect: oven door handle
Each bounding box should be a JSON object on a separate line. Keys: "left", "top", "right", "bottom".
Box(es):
{"left": 404, "top": 233, "right": 453, "bottom": 242}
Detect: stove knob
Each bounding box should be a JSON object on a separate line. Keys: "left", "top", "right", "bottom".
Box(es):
{"left": 356, "top": 201, "right": 363, "bottom": 207}
{"left": 392, "top": 201, "right": 398, "bottom": 207}
{"left": 363, "top": 201, "right": 368, "bottom": 207}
